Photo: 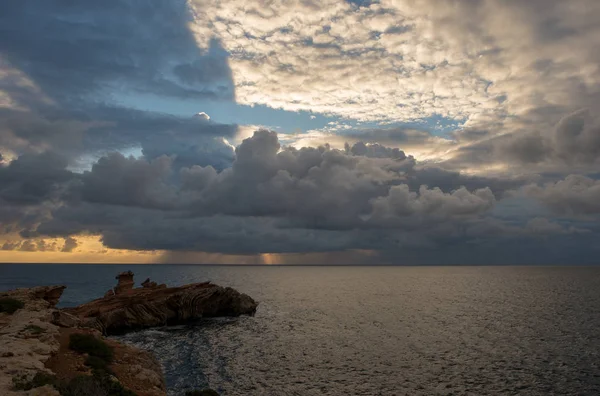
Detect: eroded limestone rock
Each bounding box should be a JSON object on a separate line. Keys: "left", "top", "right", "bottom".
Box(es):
{"left": 114, "top": 271, "right": 135, "bottom": 295}
{"left": 65, "top": 274, "right": 258, "bottom": 335}
{"left": 50, "top": 311, "right": 80, "bottom": 328}
{"left": 0, "top": 286, "right": 64, "bottom": 396}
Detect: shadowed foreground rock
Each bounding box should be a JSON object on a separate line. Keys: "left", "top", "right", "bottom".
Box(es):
{"left": 0, "top": 286, "right": 66, "bottom": 395}
{"left": 1, "top": 285, "right": 167, "bottom": 396}
{"left": 63, "top": 273, "right": 258, "bottom": 335}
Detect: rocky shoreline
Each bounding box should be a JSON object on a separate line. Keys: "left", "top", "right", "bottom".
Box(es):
{"left": 0, "top": 272, "right": 258, "bottom": 396}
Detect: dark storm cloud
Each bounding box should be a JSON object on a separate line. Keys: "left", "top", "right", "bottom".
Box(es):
{"left": 0, "top": 128, "right": 588, "bottom": 261}
{"left": 448, "top": 109, "right": 600, "bottom": 168}
{"left": 32, "top": 130, "right": 533, "bottom": 255}
{"left": 0, "top": 1, "right": 235, "bottom": 104}
{"left": 178, "top": 131, "right": 433, "bottom": 228}
{"left": 0, "top": 104, "right": 238, "bottom": 171}
{"left": 405, "top": 166, "right": 523, "bottom": 198}
{"left": 38, "top": 204, "right": 379, "bottom": 254}
{"left": 0, "top": 151, "right": 73, "bottom": 206}
{"left": 82, "top": 106, "right": 237, "bottom": 151}
{"left": 525, "top": 175, "right": 600, "bottom": 216}
{"left": 0, "top": 108, "right": 92, "bottom": 156}
{"left": 0, "top": 151, "right": 75, "bottom": 236}
{"left": 139, "top": 115, "right": 236, "bottom": 171}
{"left": 79, "top": 153, "right": 176, "bottom": 210}
{"left": 65, "top": 105, "right": 238, "bottom": 170}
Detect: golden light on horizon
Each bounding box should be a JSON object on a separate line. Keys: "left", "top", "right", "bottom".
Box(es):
{"left": 259, "top": 253, "right": 277, "bottom": 265}
{"left": 0, "top": 234, "right": 162, "bottom": 264}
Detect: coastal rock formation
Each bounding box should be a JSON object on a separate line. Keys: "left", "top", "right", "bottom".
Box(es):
{"left": 1, "top": 272, "right": 257, "bottom": 395}
{"left": 32, "top": 286, "right": 67, "bottom": 307}
{"left": 0, "top": 287, "right": 65, "bottom": 396}
{"left": 141, "top": 278, "right": 163, "bottom": 289}
{"left": 1, "top": 285, "right": 164, "bottom": 395}
{"left": 44, "top": 327, "right": 166, "bottom": 396}
{"left": 114, "top": 271, "right": 135, "bottom": 294}
{"left": 65, "top": 273, "right": 258, "bottom": 335}
{"left": 50, "top": 310, "right": 81, "bottom": 328}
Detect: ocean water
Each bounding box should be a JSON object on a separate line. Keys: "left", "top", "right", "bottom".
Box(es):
{"left": 1, "top": 265, "right": 600, "bottom": 395}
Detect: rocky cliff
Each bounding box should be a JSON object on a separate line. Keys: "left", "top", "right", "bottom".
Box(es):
{"left": 0, "top": 272, "right": 258, "bottom": 396}
{"left": 0, "top": 286, "right": 65, "bottom": 396}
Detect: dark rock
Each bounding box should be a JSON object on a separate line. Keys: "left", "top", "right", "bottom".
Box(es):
{"left": 141, "top": 278, "right": 158, "bottom": 288}
{"left": 63, "top": 273, "right": 258, "bottom": 335}
{"left": 51, "top": 310, "right": 81, "bottom": 328}
{"left": 31, "top": 286, "right": 66, "bottom": 307}
{"left": 114, "top": 271, "right": 134, "bottom": 295}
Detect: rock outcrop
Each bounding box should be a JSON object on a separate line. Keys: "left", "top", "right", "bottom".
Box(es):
{"left": 65, "top": 273, "right": 258, "bottom": 335}
{"left": 50, "top": 310, "right": 81, "bottom": 328}
{"left": 141, "top": 278, "right": 163, "bottom": 289}
{"left": 0, "top": 286, "right": 67, "bottom": 396}
{"left": 1, "top": 272, "right": 258, "bottom": 395}
{"left": 44, "top": 327, "right": 166, "bottom": 396}
{"left": 114, "top": 271, "right": 135, "bottom": 294}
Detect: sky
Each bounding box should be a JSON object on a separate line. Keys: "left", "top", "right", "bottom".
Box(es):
{"left": 0, "top": 0, "right": 599, "bottom": 264}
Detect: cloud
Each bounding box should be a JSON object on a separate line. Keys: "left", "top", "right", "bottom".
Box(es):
{"left": 345, "top": 128, "right": 437, "bottom": 147}
{"left": 1, "top": 1, "right": 239, "bottom": 175}
{"left": 369, "top": 185, "right": 495, "bottom": 227}
{"left": 2, "top": 0, "right": 600, "bottom": 263}
{"left": 18, "top": 240, "right": 37, "bottom": 252}
{"left": 525, "top": 175, "right": 600, "bottom": 216}
{"left": 0, "top": 103, "right": 239, "bottom": 175}
{"left": 447, "top": 109, "right": 600, "bottom": 171}
{"left": 0, "top": 1, "right": 235, "bottom": 104}
{"left": 183, "top": 131, "right": 427, "bottom": 227}
{"left": 0, "top": 151, "right": 74, "bottom": 235}
{"left": 61, "top": 237, "right": 78, "bottom": 253}
{"left": 346, "top": 141, "right": 408, "bottom": 160}
{"left": 79, "top": 153, "right": 176, "bottom": 210}
{"left": 3, "top": 0, "right": 599, "bottom": 175}
{"left": 524, "top": 217, "right": 586, "bottom": 236}
{"left": 182, "top": 0, "right": 600, "bottom": 129}
{"left": 194, "top": 112, "right": 211, "bottom": 121}
{"left": 85, "top": 106, "right": 238, "bottom": 170}
{"left": 16, "top": 239, "right": 57, "bottom": 252}
{"left": 1, "top": 241, "right": 20, "bottom": 251}
{"left": 0, "top": 129, "right": 591, "bottom": 263}
{"left": 0, "top": 151, "right": 72, "bottom": 205}
{"left": 33, "top": 130, "right": 507, "bottom": 255}
{"left": 0, "top": 108, "right": 93, "bottom": 156}
{"left": 553, "top": 109, "right": 600, "bottom": 163}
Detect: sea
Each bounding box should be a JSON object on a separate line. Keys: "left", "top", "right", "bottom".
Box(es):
{"left": 1, "top": 264, "right": 600, "bottom": 396}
